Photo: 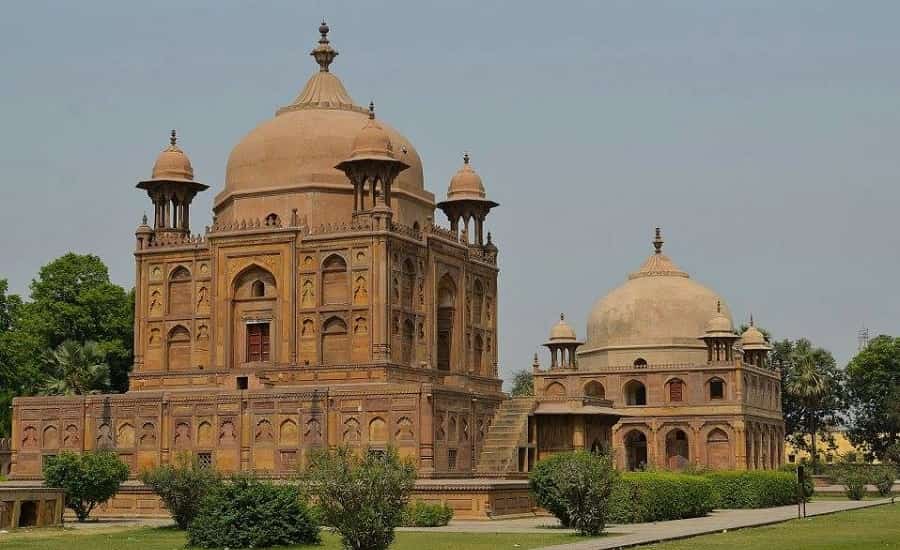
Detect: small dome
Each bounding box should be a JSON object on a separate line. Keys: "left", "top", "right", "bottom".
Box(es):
{"left": 548, "top": 313, "right": 578, "bottom": 342}
{"left": 150, "top": 130, "right": 194, "bottom": 182}
{"left": 741, "top": 321, "right": 771, "bottom": 350}
{"left": 135, "top": 214, "right": 153, "bottom": 235}
{"left": 703, "top": 304, "right": 736, "bottom": 338}
{"left": 447, "top": 153, "right": 487, "bottom": 200}
{"left": 341, "top": 103, "right": 401, "bottom": 163}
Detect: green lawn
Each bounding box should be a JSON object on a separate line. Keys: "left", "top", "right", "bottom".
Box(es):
{"left": 0, "top": 526, "right": 585, "bottom": 550}
{"left": 638, "top": 503, "right": 900, "bottom": 549}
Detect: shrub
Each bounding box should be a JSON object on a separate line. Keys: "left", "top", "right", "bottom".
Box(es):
{"left": 400, "top": 500, "right": 454, "bottom": 527}
{"left": 705, "top": 471, "right": 797, "bottom": 508}
{"left": 529, "top": 452, "right": 576, "bottom": 527}
{"left": 43, "top": 450, "right": 129, "bottom": 521}
{"left": 187, "top": 474, "right": 319, "bottom": 548}
{"left": 779, "top": 463, "right": 814, "bottom": 501}
{"left": 839, "top": 470, "right": 868, "bottom": 500}
{"left": 529, "top": 451, "right": 617, "bottom": 536}
{"left": 139, "top": 453, "right": 222, "bottom": 529}
{"left": 608, "top": 472, "right": 715, "bottom": 523}
{"left": 871, "top": 464, "right": 897, "bottom": 497}
{"left": 301, "top": 447, "right": 416, "bottom": 550}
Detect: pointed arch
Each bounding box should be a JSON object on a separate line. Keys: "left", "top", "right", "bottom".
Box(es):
{"left": 584, "top": 380, "right": 605, "bottom": 398}
{"left": 472, "top": 279, "right": 484, "bottom": 324}
{"left": 624, "top": 380, "right": 647, "bottom": 406}
{"left": 368, "top": 417, "right": 388, "bottom": 444}
{"left": 322, "top": 254, "right": 349, "bottom": 305}
{"left": 233, "top": 264, "right": 277, "bottom": 299}
{"left": 280, "top": 419, "right": 298, "bottom": 445}
{"left": 402, "top": 318, "right": 415, "bottom": 366}
{"left": 168, "top": 266, "right": 192, "bottom": 315}
{"left": 117, "top": 422, "right": 135, "bottom": 447}
{"left": 167, "top": 325, "right": 191, "bottom": 370}
{"left": 322, "top": 316, "right": 349, "bottom": 364}
{"left": 402, "top": 259, "right": 416, "bottom": 310}
{"left": 545, "top": 381, "right": 566, "bottom": 397}
{"left": 436, "top": 274, "right": 457, "bottom": 371}
{"left": 42, "top": 425, "right": 59, "bottom": 449}
{"left": 197, "top": 421, "right": 213, "bottom": 447}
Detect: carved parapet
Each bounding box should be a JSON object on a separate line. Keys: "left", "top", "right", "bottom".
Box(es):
{"left": 390, "top": 222, "right": 423, "bottom": 240}
{"left": 208, "top": 215, "right": 294, "bottom": 235}
{"left": 429, "top": 224, "right": 459, "bottom": 242}
{"left": 145, "top": 233, "right": 208, "bottom": 250}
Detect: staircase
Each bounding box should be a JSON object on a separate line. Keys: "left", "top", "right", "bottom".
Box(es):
{"left": 475, "top": 397, "right": 535, "bottom": 476}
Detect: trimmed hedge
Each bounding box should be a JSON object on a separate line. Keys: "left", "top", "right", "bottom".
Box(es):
{"left": 608, "top": 472, "right": 715, "bottom": 524}
{"left": 400, "top": 501, "right": 454, "bottom": 527}
{"left": 778, "top": 463, "right": 814, "bottom": 500}
{"left": 705, "top": 471, "right": 798, "bottom": 508}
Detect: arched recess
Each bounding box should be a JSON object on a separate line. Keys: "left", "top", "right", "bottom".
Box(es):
{"left": 369, "top": 417, "right": 388, "bottom": 444}
{"left": 624, "top": 380, "right": 647, "bottom": 406}
{"left": 401, "top": 319, "right": 415, "bottom": 366}
{"left": 666, "top": 378, "right": 686, "bottom": 403}
{"left": 168, "top": 266, "right": 192, "bottom": 315}
{"left": 545, "top": 381, "right": 566, "bottom": 397}
{"left": 322, "top": 316, "right": 349, "bottom": 364}
{"left": 712, "top": 426, "right": 734, "bottom": 470}
{"left": 473, "top": 334, "right": 484, "bottom": 375}
{"left": 232, "top": 265, "right": 277, "bottom": 365}
{"left": 280, "top": 419, "right": 298, "bottom": 446}
{"left": 472, "top": 279, "right": 484, "bottom": 325}
{"left": 167, "top": 325, "right": 191, "bottom": 370}
{"left": 665, "top": 428, "right": 690, "bottom": 470}
{"left": 402, "top": 259, "right": 415, "bottom": 311}
{"left": 624, "top": 429, "right": 648, "bottom": 471}
{"left": 322, "top": 254, "right": 349, "bottom": 305}
{"left": 633, "top": 358, "right": 648, "bottom": 368}
{"left": 584, "top": 380, "right": 605, "bottom": 398}
{"left": 436, "top": 274, "right": 457, "bottom": 371}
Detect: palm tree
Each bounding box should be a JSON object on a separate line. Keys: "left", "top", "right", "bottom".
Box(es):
{"left": 40, "top": 340, "right": 110, "bottom": 396}
{"left": 786, "top": 354, "right": 830, "bottom": 470}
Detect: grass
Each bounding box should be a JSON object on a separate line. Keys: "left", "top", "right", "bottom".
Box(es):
{"left": 637, "top": 502, "right": 900, "bottom": 549}
{"left": 0, "top": 526, "right": 586, "bottom": 550}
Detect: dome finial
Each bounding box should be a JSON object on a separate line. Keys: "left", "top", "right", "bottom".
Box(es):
{"left": 311, "top": 20, "right": 338, "bottom": 72}
{"left": 653, "top": 227, "right": 664, "bottom": 254}
{"left": 560, "top": 312, "right": 565, "bottom": 321}
{"left": 368, "top": 101, "right": 375, "bottom": 120}
{"left": 463, "top": 151, "right": 470, "bottom": 165}
{"left": 169, "top": 129, "right": 177, "bottom": 146}
{"left": 716, "top": 300, "right": 721, "bottom": 314}
{"left": 750, "top": 313, "right": 755, "bottom": 327}
{"left": 142, "top": 213, "right": 148, "bottom": 225}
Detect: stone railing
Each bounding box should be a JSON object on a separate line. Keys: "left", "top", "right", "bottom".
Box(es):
{"left": 390, "top": 222, "right": 423, "bottom": 240}
{"left": 428, "top": 224, "right": 460, "bottom": 242}
{"left": 145, "top": 232, "right": 207, "bottom": 249}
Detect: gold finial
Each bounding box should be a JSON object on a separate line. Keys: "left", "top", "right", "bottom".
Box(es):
{"left": 368, "top": 101, "right": 375, "bottom": 120}
{"left": 169, "top": 129, "right": 177, "bottom": 146}
{"left": 653, "top": 227, "right": 663, "bottom": 254}
{"left": 463, "top": 151, "right": 470, "bottom": 165}
{"left": 311, "top": 19, "right": 338, "bottom": 71}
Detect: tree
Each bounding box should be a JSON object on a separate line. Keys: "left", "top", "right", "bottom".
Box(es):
{"left": 845, "top": 335, "right": 900, "bottom": 461}
{"left": 510, "top": 368, "right": 534, "bottom": 397}
{"left": 140, "top": 453, "right": 223, "bottom": 529}
{"left": 40, "top": 340, "right": 110, "bottom": 396}
{"left": 0, "top": 279, "right": 23, "bottom": 437}
{"left": 43, "top": 451, "right": 130, "bottom": 521}
{"left": 301, "top": 447, "right": 416, "bottom": 550}
{"left": 771, "top": 338, "right": 844, "bottom": 470}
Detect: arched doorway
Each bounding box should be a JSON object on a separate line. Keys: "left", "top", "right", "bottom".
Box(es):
{"left": 436, "top": 275, "right": 456, "bottom": 371}
{"left": 706, "top": 428, "right": 731, "bottom": 470}
{"left": 624, "top": 380, "right": 647, "bottom": 405}
{"left": 665, "top": 429, "right": 690, "bottom": 470}
{"left": 624, "top": 430, "right": 648, "bottom": 471}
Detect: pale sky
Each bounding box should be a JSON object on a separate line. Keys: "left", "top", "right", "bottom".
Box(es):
{"left": 1, "top": 1, "right": 898, "bottom": 380}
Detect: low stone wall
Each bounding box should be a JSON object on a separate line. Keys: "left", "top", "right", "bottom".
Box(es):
{"left": 91, "top": 478, "right": 534, "bottom": 520}
{"left": 0, "top": 486, "right": 65, "bottom": 528}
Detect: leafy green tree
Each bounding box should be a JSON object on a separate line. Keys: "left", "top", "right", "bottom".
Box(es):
{"left": 140, "top": 453, "right": 222, "bottom": 529}
{"left": 510, "top": 368, "right": 534, "bottom": 397}
{"left": 301, "top": 447, "right": 416, "bottom": 550}
{"left": 846, "top": 335, "right": 900, "bottom": 461}
{"left": 0, "top": 279, "right": 23, "bottom": 437}
{"left": 771, "top": 338, "right": 844, "bottom": 470}
{"left": 43, "top": 451, "right": 130, "bottom": 521}
{"left": 40, "top": 340, "right": 110, "bottom": 396}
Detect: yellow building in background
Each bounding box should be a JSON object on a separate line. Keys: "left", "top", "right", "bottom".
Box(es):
{"left": 784, "top": 431, "right": 872, "bottom": 465}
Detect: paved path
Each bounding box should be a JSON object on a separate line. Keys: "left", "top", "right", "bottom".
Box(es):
{"left": 535, "top": 498, "right": 894, "bottom": 550}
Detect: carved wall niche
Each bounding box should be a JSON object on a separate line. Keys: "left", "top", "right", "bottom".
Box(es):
{"left": 368, "top": 417, "right": 388, "bottom": 445}
{"left": 173, "top": 421, "right": 192, "bottom": 448}
{"left": 342, "top": 417, "right": 361, "bottom": 444}
{"left": 149, "top": 287, "right": 163, "bottom": 316}
{"left": 395, "top": 416, "right": 415, "bottom": 443}
{"left": 351, "top": 316, "right": 368, "bottom": 362}
{"left": 63, "top": 424, "right": 80, "bottom": 449}
{"left": 301, "top": 254, "right": 315, "bottom": 270}
{"left": 117, "top": 422, "right": 135, "bottom": 448}
{"left": 322, "top": 317, "right": 349, "bottom": 364}
{"left": 303, "top": 416, "right": 323, "bottom": 445}
{"left": 167, "top": 325, "right": 192, "bottom": 370}
{"left": 139, "top": 422, "right": 157, "bottom": 448}
{"left": 197, "top": 421, "right": 214, "bottom": 447}
{"left": 168, "top": 266, "right": 192, "bottom": 315}
{"left": 148, "top": 325, "right": 162, "bottom": 347}
{"left": 353, "top": 248, "right": 367, "bottom": 265}
{"left": 218, "top": 419, "right": 238, "bottom": 446}
{"left": 299, "top": 318, "right": 316, "bottom": 364}
{"left": 279, "top": 418, "right": 298, "bottom": 446}
{"left": 352, "top": 274, "right": 368, "bottom": 305}
{"left": 198, "top": 262, "right": 210, "bottom": 277}
{"left": 322, "top": 254, "right": 349, "bottom": 305}
{"left": 150, "top": 265, "right": 163, "bottom": 281}
{"left": 300, "top": 278, "right": 315, "bottom": 308}
{"left": 196, "top": 284, "right": 210, "bottom": 312}
{"left": 196, "top": 322, "right": 210, "bottom": 349}
{"left": 255, "top": 418, "right": 274, "bottom": 443}
{"left": 96, "top": 422, "right": 114, "bottom": 449}
{"left": 21, "top": 425, "right": 38, "bottom": 450}
{"left": 42, "top": 425, "right": 59, "bottom": 449}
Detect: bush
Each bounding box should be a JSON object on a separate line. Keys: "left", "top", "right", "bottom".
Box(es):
{"left": 871, "top": 464, "right": 897, "bottom": 497}
{"left": 529, "top": 452, "right": 576, "bottom": 527}
{"left": 529, "top": 451, "right": 617, "bottom": 536}
{"left": 139, "top": 453, "right": 222, "bottom": 529}
{"left": 608, "top": 472, "right": 715, "bottom": 523}
{"left": 839, "top": 471, "right": 868, "bottom": 500}
{"left": 43, "top": 450, "right": 129, "bottom": 521}
{"left": 705, "top": 471, "right": 797, "bottom": 508}
{"left": 400, "top": 500, "right": 454, "bottom": 527}
{"left": 779, "top": 463, "right": 814, "bottom": 501}
{"left": 301, "top": 447, "right": 417, "bottom": 550}
{"left": 187, "top": 474, "right": 319, "bottom": 548}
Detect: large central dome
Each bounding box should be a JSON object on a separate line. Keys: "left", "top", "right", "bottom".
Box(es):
{"left": 579, "top": 229, "right": 731, "bottom": 368}
{"left": 214, "top": 23, "right": 433, "bottom": 227}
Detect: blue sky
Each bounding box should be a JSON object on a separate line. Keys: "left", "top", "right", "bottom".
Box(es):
{"left": 1, "top": 1, "right": 899, "bottom": 379}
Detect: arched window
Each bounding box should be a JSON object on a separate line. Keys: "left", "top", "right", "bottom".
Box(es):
{"left": 167, "top": 325, "right": 191, "bottom": 370}
{"left": 402, "top": 259, "right": 415, "bottom": 311}
{"left": 168, "top": 266, "right": 192, "bottom": 315}
{"left": 665, "top": 429, "right": 690, "bottom": 470}
{"left": 708, "top": 377, "right": 725, "bottom": 400}
{"left": 472, "top": 279, "right": 484, "bottom": 325}
{"left": 251, "top": 280, "right": 265, "bottom": 297}
{"left": 265, "top": 213, "right": 279, "bottom": 226}
{"left": 624, "top": 380, "right": 647, "bottom": 406}
{"left": 625, "top": 430, "right": 648, "bottom": 471}
{"left": 322, "top": 254, "right": 349, "bottom": 305}
{"left": 321, "top": 317, "right": 349, "bottom": 364}
{"left": 633, "top": 358, "right": 648, "bottom": 368}
{"left": 668, "top": 378, "right": 685, "bottom": 402}
{"left": 584, "top": 380, "right": 605, "bottom": 398}
{"left": 436, "top": 275, "right": 456, "bottom": 371}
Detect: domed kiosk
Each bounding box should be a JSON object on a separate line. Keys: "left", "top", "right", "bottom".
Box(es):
{"left": 531, "top": 228, "right": 785, "bottom": 472}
